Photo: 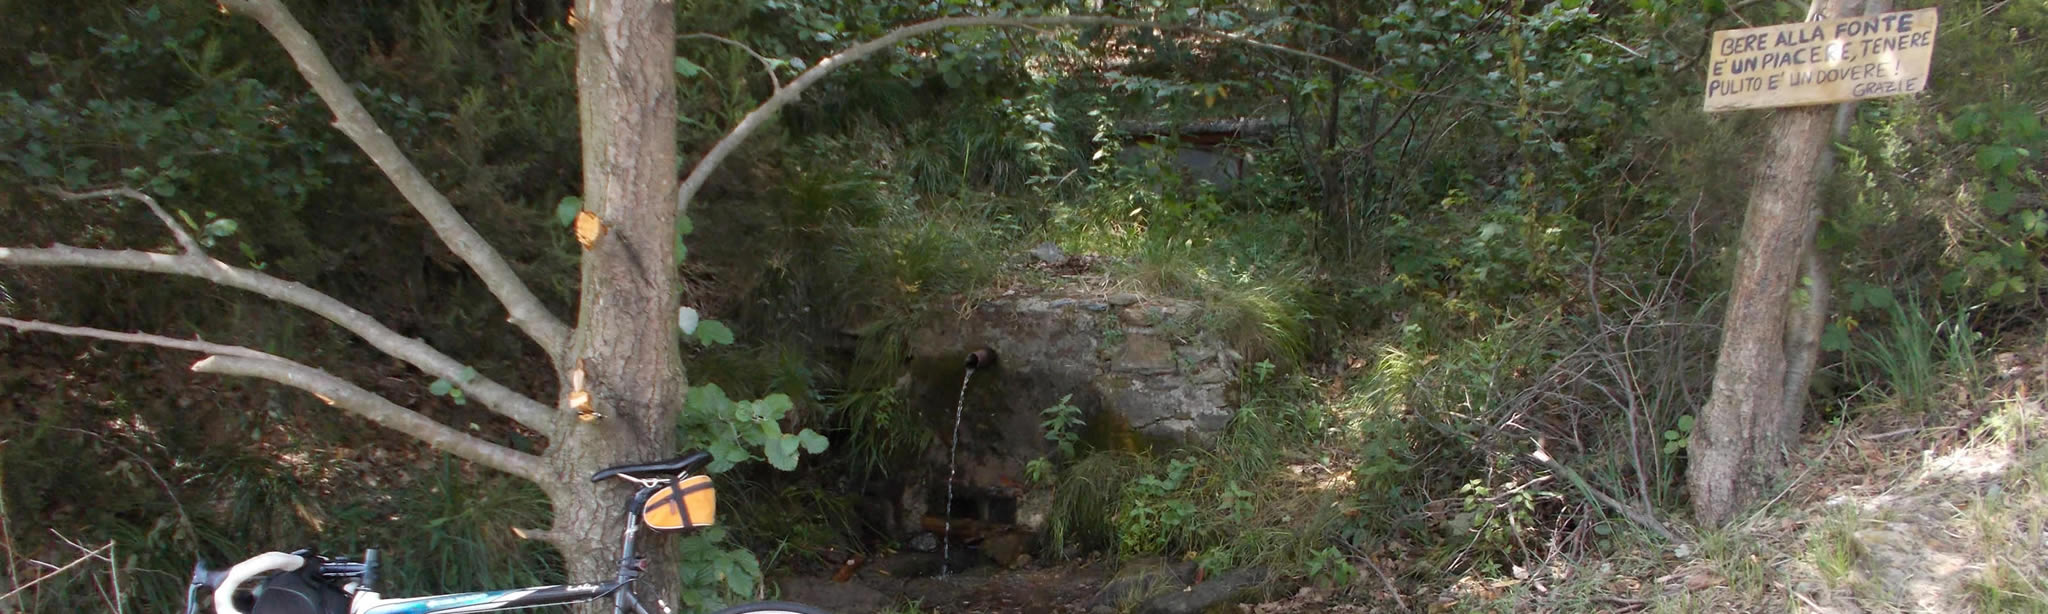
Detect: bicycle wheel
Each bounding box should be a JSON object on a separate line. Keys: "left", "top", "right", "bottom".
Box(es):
{"left": 709, "top": 601, "right": 834, "bottom": 614}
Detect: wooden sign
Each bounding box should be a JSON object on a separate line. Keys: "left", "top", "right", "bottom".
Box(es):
{"left": 1704, "top": 8, "right": 1938, "bottom": 112}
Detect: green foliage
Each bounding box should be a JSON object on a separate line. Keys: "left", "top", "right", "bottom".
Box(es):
{"left": 11, "top": 0, "right": 2048, "bottom": 607}
{"left": 1838, "top": 299, "right": 1983, "bottom": 415}
{"left": 1662, "top": 415, "right": 1694, "bottom": 455}
{"left": 681, "top": 384, "right": 828, "bottom": 473}
{"left": 1041, "top": 394, "right": 1085, "bottom": 458}
{"left": 692, "top": 320, "right": 738, "bottom": 346}
{"left": 671, "top": 527, "right": 765, "bottom": 612}
{"left": 1115, "top": 456, "right": 1199, "bottom": 556}
{"left": 1026, "top": 394, "right": 1085, "bottom": 484}
{"left": 1943, "top": 102, "right": 2048, "bottom": 302}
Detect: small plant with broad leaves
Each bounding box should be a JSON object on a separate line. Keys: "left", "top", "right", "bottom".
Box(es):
{"left": 673, "top": 527, "right": 763, "bottom": 612}
{"left": 681, "top": 384, "right": 828, "bottom": 472}
{"left": 1662, "top": 415, "right": 1694, "bottom": 455}
{"left": 1025, "top": 394, "right": 1085, "bottom": 484}
{"left": 1116, "top": 457, "right": 1198, "bottom": 556}
{"left": 427, "top": 367, "right": 481, "bottom": 406}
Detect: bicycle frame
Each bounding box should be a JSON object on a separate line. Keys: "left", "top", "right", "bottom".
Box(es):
{"left": 349, "top": 483, "right": 671, "bottom": 614}
{"left": 196, "top": 478, "right": 678, "bottom": 614}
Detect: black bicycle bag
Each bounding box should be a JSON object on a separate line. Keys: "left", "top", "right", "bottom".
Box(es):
{"left": 250, "top": 553, "right": 349, "bottom": 614}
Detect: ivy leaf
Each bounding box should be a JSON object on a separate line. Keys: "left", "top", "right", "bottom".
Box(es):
{"left": 1676, "top": 415, "right": 1695, "bottom": 432}
{"left": 707, "top": 438, "right": 748, "bottom": 473}
{"left": 428, "top": 379, "right": 453, "bottom": 396}
{"left": 765, "top": 434, "right": 800, "bottom": 470}
{"left": 1821, "top": 322, "right": 1852, "bottom": 352}
{"left": 694, "top": 320, "right": 735, "bottom": 345}
{"left": 797, "top": 428, "right": 829, "bottom": 454}
{"left": 555, "top": 196, "right": 582, "bottom": 227}
{"left": 204, "top": 218, "right": 239, "bottom": 237}
{"left": 686, "top": 383, "right": 733, "bottom": 415}
{"left": 723, "top": 558, "right": 752, "bottom": 595}
{"left": 675, "top": 57, "right": 705, "bottom": 78}
{"left": 1985, "top": 189, "right": 2017, "bottom": 215}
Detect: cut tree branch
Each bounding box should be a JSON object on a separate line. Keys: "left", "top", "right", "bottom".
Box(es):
{"left": 0, "top": 244, "right": 557, "bottom": 435}
{"left": 0, "top": 318, "right": 545, "bottom": 484}
{"left": 676, "top": 15, "right": 1478, "bottom": 215}
{"left": 220, "top": 0, "right": 570, "bottom": 360}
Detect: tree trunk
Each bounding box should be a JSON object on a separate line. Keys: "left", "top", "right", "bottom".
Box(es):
{"left": 1689, "top": 0, "right": 1859, "bottom": 527}
{"left": 550, "top": 0, "right": 683, "bottom": 603}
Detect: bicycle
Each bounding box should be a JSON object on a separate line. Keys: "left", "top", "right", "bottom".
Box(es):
{"left": 183, "top": 451, "right": 832, "bottom": 614}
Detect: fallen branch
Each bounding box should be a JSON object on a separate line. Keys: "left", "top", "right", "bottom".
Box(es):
{"left": 0, "top": 542, "right": 111, "bottom": 604}
{"left": 1358, "top": 553, "right": 1411, "bottom": 612}
{"left": 1529, "top": 444, "right": 1682, "bottom": 544}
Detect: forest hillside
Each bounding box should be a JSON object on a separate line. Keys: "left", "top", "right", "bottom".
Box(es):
{"left": 1, "top": 1, "right": 2044, "bottom": 612}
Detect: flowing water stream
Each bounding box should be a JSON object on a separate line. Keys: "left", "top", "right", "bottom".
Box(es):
{"left": 941, "top": 365, "right": 975, "bottom": 576}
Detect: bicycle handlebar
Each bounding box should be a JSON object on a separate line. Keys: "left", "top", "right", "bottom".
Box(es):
{"left": 212, "top": 552, "right": 304, "bottom": 614}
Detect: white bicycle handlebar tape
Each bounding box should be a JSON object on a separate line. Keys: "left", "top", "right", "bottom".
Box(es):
{"left": 214, "top": 552, "right": 306, "bottom": 614}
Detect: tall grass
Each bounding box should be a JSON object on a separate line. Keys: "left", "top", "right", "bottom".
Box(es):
{"left": 1853, "top": 300, "right": 1983, "bottom": 414}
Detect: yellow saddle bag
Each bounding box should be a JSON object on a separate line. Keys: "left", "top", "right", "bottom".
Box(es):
{"left": 642, "top": 475, "right": 716, "bottom": 530}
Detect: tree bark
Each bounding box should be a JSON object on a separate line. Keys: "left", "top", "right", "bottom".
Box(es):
{"left": 1781, "top": 0, "right": 1882, "bottom": 432}
{"left": 548, "top": 0, "right": 685, "bottom": 602}
{"left": 1689, "top": 0, "right": 1859, "bottom": 527}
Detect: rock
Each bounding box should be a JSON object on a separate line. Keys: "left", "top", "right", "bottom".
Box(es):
{"left": 981, "top": 530, "right": 1034, "bottom": 568}
{"left": 1191, "top": 368, "right": 1229, "bottom": 385}
{"left": 1050, "top": 298, "right": 1079, "bottom": 309}
{"left": 1119, "top": 307, "right": 1152, "bottom": 326}
{"left": 1083, "top": 302, "right": 1110, "bottom": 312}
{"left": 1016, "top": 489, "right": 1054, "bottom": 532}
{"left": 907, "top": 532, "right": 939, "bottom": 553}
{"left": 1135, "top": 567, "right": 1268, "bottom": 614}
{"left": 1030, "top": 242, "right": 1068, "bottom": 265}
{"left": 1108, "top": 292, "right": 1143, "bottom": 306}
{"left": 1114, "top": 334, "right": 1177, "bottom": 374}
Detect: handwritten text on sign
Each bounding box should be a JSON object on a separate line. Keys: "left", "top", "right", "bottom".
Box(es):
{"left": 1704, "top": 8, "right": 1937, "bottom": 112}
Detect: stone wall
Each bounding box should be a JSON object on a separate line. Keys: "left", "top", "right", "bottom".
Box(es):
{"left": 908, "top": 291, "right": 1243, "bottom": 450}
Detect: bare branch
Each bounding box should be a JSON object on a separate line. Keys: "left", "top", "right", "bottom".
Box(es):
{"left": 680, "top": 33, "right": 784, "bottom": 91}
{"left": 676, "top": 15, "right": 1466, "bottom": 215}
{"left": 0, "top": 246, "right": 558, "bottom": 435}
{"left": 0, "top": 542, "right": 111, "bottom": 604}
{"left": 1530, "top": 444, "right": 1681, "bottom": 543}
{"left": 195, "top": 355, "right": 545, "bottom": 483}
{"left": 39, "top": 187, "right": 202, "bottom": 255}
{"left": 3, "top": 323, "right": 538, "bottom": 483}
{"left": 219, "top": 0, "right": 570, "bottom": 359}
{"left": 0, "top": 317, "right": 265, "bottom": 358}
{"left": 0, "top": 317, "right": 546, "bottom": 483}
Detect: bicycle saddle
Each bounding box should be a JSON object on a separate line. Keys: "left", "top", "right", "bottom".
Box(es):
{"left": 590, "top": 451, "right": 712, "bottom": 482}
